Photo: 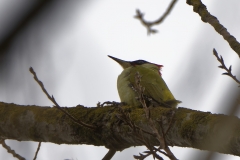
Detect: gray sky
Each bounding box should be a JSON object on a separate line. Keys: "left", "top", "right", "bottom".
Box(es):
{"left": 0, "top": 0, "right": 240, "bottom": 159}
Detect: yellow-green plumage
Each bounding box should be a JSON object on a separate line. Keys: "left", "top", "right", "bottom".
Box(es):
{"left": 109, "top": 55, "right": 181, "bottom": 108}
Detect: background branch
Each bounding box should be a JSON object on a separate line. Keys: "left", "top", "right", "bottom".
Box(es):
{"left": 29, "top": 67, "right": 96, "bottom": 130}
{"left": 33, "top": 142, "right": 41, "bottom": 160}
{"left": 213, "top": 49, "right": 240, "bottom": 86}
{"left": 0, "top": 139, "right": 25, "bottom": 160}
{"left": 135, "top": 0, "right": 178, "bottom": 35}
{"left": 187, "top": 0, "right": 240, "bottom": 57}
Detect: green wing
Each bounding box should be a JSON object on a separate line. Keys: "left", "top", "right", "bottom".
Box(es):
{"left": 128, "top": 65, "right": 178, "bottom": 107}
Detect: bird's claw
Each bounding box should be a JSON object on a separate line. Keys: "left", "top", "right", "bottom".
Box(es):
{"left": 97, "top": 101, "right": 127, "bottom": 107}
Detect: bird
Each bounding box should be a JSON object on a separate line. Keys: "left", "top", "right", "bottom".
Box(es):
{"left": 108, "top": 55, "right": 181, "bottom": 108}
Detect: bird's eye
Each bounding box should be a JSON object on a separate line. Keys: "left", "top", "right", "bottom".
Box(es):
{"left": 138, "top": 60, "right": 147, "bottom": 64}
{"left": 131, "top": 60, "right": 148, "bottom": 65}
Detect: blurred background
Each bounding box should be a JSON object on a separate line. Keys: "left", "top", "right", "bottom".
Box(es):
{"left": 0, "top": 0, "right": 239, "bottom": 159}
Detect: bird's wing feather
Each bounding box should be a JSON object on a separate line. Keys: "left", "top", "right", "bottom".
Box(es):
{"left": 129, "top": 66, "right": 176, "bottom": 103}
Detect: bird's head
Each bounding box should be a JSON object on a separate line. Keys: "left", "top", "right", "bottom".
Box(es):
{"left": 108, "top": 55, "right": 163, "bottom": 75}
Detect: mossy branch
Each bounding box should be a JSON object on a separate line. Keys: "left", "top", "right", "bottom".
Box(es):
{"left": 1, "top": 102, "right": 240, "bottom": 157}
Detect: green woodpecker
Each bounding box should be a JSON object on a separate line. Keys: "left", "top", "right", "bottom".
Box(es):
{"left": 108, "top": 55, "right": 181, "bottom": 108}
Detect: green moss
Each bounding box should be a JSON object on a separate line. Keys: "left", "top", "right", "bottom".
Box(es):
{"left": 176, "top": 109, "right": 211, "bottom": 143}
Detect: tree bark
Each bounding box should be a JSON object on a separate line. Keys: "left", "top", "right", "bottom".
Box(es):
{"left": 0, "top": 102, "right": 240, "bottom": 156}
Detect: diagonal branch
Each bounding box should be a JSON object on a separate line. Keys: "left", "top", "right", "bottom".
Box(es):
{"left": 29, "top": 67, "right": 96, "bottom": 130}
{"left": 33, "top": 142, "right": 41, "bottom": 160}
{"left": 135, "top": 0, "right": 178, "bottom": 35}
{"left": 187, "top": 0, "right": 240, "bottom": 57}
{"left": 102, "top": 149, "right": 116, "bottom": 160}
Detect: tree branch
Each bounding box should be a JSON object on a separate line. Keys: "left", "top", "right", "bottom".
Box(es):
{"left": 102, "top": 149, "right": 117, "bottom": 160}
{"left": 0, "top": 138, "right": 25, "bottom": 160}
{"left": 1, "top": 102, "right": 240, "bottom": 157}
{"left": 135, "top": 0, "right": 178, "bottom": 35}
{"left": 187, "top": 0, "right": 240, "bottom": 58}
{"left": 213, "top": 49, "right": 240, "bottom": 86}
{"left": 29, "top": 67, "right": 96, "bottom": 130}
{"left": 33, "top": 142, "right": 41, "bottom": 160}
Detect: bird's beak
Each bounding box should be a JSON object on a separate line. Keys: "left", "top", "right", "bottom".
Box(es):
{"left": 108, "top": 55, "right": 131, "bottom": 69}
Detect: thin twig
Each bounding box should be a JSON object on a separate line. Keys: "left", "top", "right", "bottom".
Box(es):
{"left": 33, "top": 142, "right": 41, "bottom": 160}
{"left": 141, "top": 133, "right": 164, "bottom": 160}
{"left": 135, "top": 0, "right": 178, "bottom": 35}
{"left": 154, "top": 146, "right": 170, "bottom": 158}
{"left": 213, "top": 49, "right": 240, "bottom": 86}
{"left": 29, "top": 67, "right": 96, "bottom": 130}
{"left": 187, "top": 0, "right": 240, "bottom": 57}
{"left": 134, "top": 72, "right": 178, "bottom": 160}
{"left": 134, "top": 72, "right": 165, "bottom": 147}
{"left": 0, "top": 138, "right": 25, "bottom": 160}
